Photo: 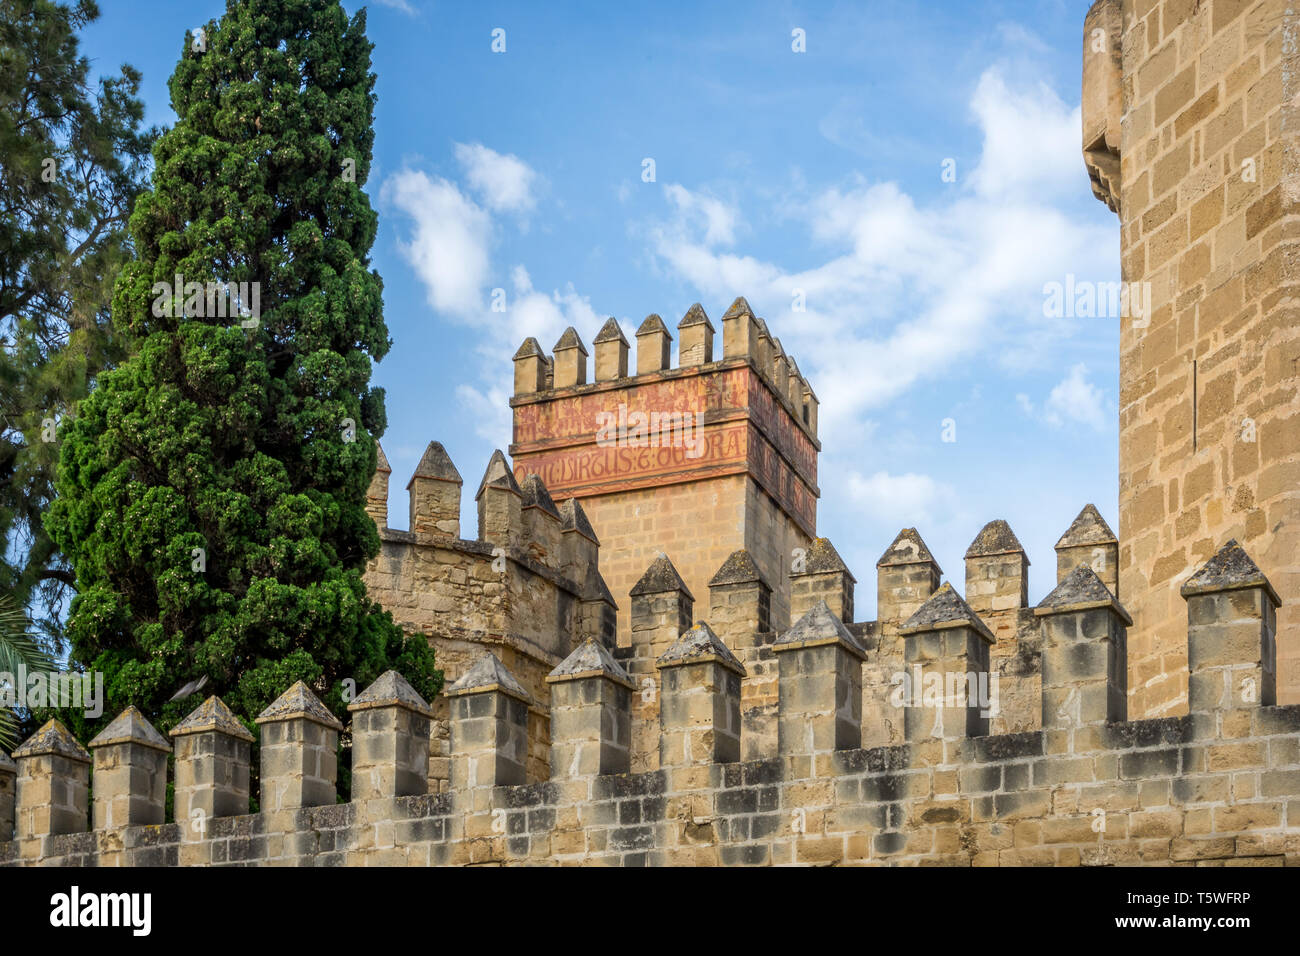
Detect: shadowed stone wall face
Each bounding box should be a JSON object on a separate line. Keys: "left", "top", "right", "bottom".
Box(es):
{"left": 1084, "top": 0, "right": 1300, "bottom": 715}
{"left": 362, "top": 442, "right": 615, "bottom": 791}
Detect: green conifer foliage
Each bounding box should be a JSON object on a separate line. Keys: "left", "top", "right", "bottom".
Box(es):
{"left": 46, "top": 0, "right": 441, "bottom": 736}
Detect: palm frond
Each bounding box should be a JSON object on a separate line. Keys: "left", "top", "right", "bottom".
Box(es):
{"left": 0, "top": 708, "right": 17, "bottom": 752}
{"left": 0, "top": 591, "right": 55, "bottom": 751}
{"left": 0, "top": 593, "right": 54, "bottom": 674}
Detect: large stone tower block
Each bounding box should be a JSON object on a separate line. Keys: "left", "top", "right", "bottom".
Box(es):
{"left": 1084, "top": 0, "right": 1300, "bottom": 713}
{"left": 509, "top": 299, "right": 820, "bottom": 641}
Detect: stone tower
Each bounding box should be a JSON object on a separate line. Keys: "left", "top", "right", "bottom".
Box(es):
{"left": 1083, "top": 0, "right": 1298, "bottom": 714}
{"left": 508, "top": 300, "right": 820, "bottom": 642}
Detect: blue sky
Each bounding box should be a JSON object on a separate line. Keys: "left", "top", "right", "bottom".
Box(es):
{"left": 80, "top": 0, "right": 1120, "bottom": 616}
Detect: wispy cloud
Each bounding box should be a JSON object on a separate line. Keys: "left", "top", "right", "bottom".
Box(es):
{"left": 637, "top": 63, "right": 1112, "bottom": 447}
{"left": 382, "top": 152, "right": 598, "bottom": 446}
{"left": 1018, "top": 363, "right": 1110, "bottom": 430}
{"left": 373, "top": 0, "right": 418, "bottom": 16}
{"left": 663, "top": 183, "right": 739, "bottom": 246}
{"left": 845, "top": 469, "right": 960, "bottom": 530}
{"left": 454, "top": 142, "right": 540, "bottom": 215}
{"left": 382, "top": 145, "right": 550, "bottom": 323}
{"left": 382, "top": 169, "right": 491, "bottom": 318}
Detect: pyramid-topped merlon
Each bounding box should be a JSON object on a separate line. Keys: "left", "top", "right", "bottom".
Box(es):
{"left": 374, "top": 441, "right": 391, "bottom": 474}
{"left": 12, "top": 719, "right": 90, "bottom": 763}
{"left": 630, "top": 552, "right": 694, "bottom": 599}
{"left": 776, "top": 599, "right": 867, "bottom": 659}
{"left": 899, "top": 582, "right": 994, "bottom": 642}
{"left": 475, "top": 449, "right": 521, "bottom": 500}
{"left": 255, "top": 680, "right": 344, "bottom": 730}
{"left": 657, "top": 621, "right": 745, "bottom": 674}
{"left": 877, "top": 527, "right": 941, "bottom": 572}
{"left": 504, "top": 298, "right": 821, "bottom": 650}
{"left": 88, "top": 706, "right": 172, "bottom": 753}
{"left": 1181, "top": 539, "right": 1280, "bottom": 603}
{"left": 1041, "top": 564, "right": 1114, "bottom": 606}
{"left": 553, "top": 326, "right": 588, "bottom": 355}
{"left": 593, "top": 317, "right": 629, "bottom": 346}
{"left": 1055, "top": 503, "right": 1117, "bottom": 548}
{"left": 520, "top": 473, "right": 561, "bottom": 518}
{"left": 965, "top": 519, "right": 1027, "bottom": 559}
{"left": 708, "top": 549, "right": 769, "bottom": 588}
{"left": 408, "top": 441, "right": 462, "bottom": 485}
{"left": 559, "top": 497, "right": 598, "bottom": 543}
{"left": 512, "top": 297, "right": 815, "bottom": 402}
{"left": 347, "top": 670, "right": 434, "bottom": 716}
{"left": 794, "top": 537, "right": 856, "bottom": 581}
{"left": 513, "top": 336, "right": 546, "bottom": 361}
{"left": 678, "top": 302, "right": 715, "bottom": 331}
{"left": 721, "top": 296, "right": 755, "bottom": 321}
{"left": 445, "top": 652, "right": 531, "bottom": 702}
{"left": 547, "top": 638, "right": 634, "bottom": 688}
{"left": 583, "top": 565, "right": 617, "bottom": 607}
{"left": 1037, "top": 565, "right": 1132, "bottom": 623}
{"left": 170, "top": 695, "right": 255, "bottom": 741}
{"left": 636, "top": 313, "right": 671, "bottom": 339}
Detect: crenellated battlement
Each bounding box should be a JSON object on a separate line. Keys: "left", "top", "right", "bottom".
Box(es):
{"left": 362, "top": 440, "right": 616, "bottom": 789}
{"left": 507, "top": 297, "right": 822, "bottom": 648}
{"left": 6, "top": 524, "right": 1296, "bottom": 866}
{"left": 511, "top": 298, "right": 817, "bottom": 443}
{"left": 362, "top": 433, "right": 1286, "bottom": 794}
{"left": 6, "top": 1, "right": 1292, "bottom": 872}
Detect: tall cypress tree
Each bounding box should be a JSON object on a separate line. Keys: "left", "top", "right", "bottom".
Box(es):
{"left": 45, "top": 0, "right": 440, "bottom": 736}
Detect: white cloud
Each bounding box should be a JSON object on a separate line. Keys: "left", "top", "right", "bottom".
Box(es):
{"left": 454, "top": 142, "right": 539, "bottom": 214}
{"left": 382, "top": 169, "right": 491, "bottom": 318}
{"left": 384, "top": 149, "right": 601, "bottom": 451}
{"left": 447, "top": 266, "right": 603, "bottom": 449}
{"left": 994, "top": 22, "right": 1051, "bottom": 56}
{"left": 663, "top": 183, "right": 739, "bottom": 246}
{"left": 501, "top": 265, "right": 603, "bottom": 353}
{"left": 639, "top": 62, "right": 1114, "bottom": 445}
{"left": 374, "top": 0, "right": 417, "bottom": 14}
{"left": 967, "top": 67, "right": 1083, "bottom": 200}
{"left": 455, "top": 382, "right": 511, "bottom": 445}
{"left": 1044, "top": 363, "right": 1108, "bottom": 429}
{"left": 382, "top": 149, "right": 576, "bottom": 338}
{"left": 1016, "top": 364, "right": 1109, "bottom": 430}
{"left": 845, "top": 469, "right": 959, "bottom": 530}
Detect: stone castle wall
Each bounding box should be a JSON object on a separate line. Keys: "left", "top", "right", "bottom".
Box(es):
{"left": 1085, "top": 0, "right": 1300, "bottom": 716}
{"left": 362, "top": 442, "right": 616, "bottom": 788}
{"left": 357, "top": 428, "right": 1130, "bottom": 780}
{"left": 3, "top": 538, "right": 1296, "bottom": 867}
{"left": 508, "top": 301, "right": 819, "bottom": 639}
{"left": 2, "top": 2, "right": 1295, "bottom": 869}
